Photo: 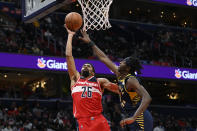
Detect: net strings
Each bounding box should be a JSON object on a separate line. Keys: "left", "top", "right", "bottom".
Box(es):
{"left": 78, "top": 0, "right": 113, "bottom": 31}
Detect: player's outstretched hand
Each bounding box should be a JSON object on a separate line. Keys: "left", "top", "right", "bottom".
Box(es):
{"left": 79, "top": 29, "right": 91, "bottom": 43}
{"left": 64, "top": 24, "right": 75, "bottom": 36}
{"left": 120, "top": 117, "right": 136, "bottom": 128}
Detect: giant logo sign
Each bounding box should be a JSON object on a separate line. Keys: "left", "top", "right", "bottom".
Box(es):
{"left": 187, "top": 0, "right": 197, "bottom": 6}
{"left": 37, "top": 58, "right": 67, "bottom": 70}
{"left": 175, "top": 69, "right": 197, "bottom": 79}
{"left": 0, "top": 53, "right": 197, "bottom": 81}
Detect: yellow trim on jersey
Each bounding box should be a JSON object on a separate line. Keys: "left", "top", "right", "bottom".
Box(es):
{"left": 119, "top": 74, "right": 142, "bottom": 103}
{"left": 137, "top": 121, "right": 144, "bottom": 124}
{"left": 128, "top": 92, "right": 138, "bottom": 99}
{"left": 123, "top": 74, "right": 134, "bottom": 93}
{"left": 136, "top": 113, "right": 143, "bottom": 117}
{"left": 139, "top": 124, "right": 144, "bottom": 127}
{"left": 136, "top": 113, "right": 145, "bottom": 130}
{"left": 136, "top": 119, "right": 144, "bottom": 121}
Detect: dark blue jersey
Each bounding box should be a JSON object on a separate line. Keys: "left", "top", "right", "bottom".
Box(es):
{"left": 118, "top": 74, "right": 153, "bottom": 130}
{"left": 118, "top": 74, "right": 141, "bottom": 113}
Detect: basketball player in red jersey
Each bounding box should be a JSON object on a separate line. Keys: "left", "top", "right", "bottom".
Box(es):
{"left": 65, "top": 26, "right": 119, "bottom": 131}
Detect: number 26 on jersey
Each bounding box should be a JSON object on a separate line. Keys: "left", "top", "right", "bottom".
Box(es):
{"left": 81, "top": 87, "right": 92, "bottom": 98}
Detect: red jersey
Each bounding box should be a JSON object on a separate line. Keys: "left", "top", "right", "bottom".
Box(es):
{"left": 71, "top": 76, "right": 103, "bottom": 119}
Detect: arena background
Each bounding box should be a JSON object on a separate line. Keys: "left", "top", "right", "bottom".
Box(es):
{"left": 0, "top": 0, "right": 197, "bottom": 130}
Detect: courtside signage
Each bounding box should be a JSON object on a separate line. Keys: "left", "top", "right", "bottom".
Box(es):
{"left": 0, "top": 52, "right": 197, "bottom": 81}
{"left": 0, "top": 52, "right": 110, "bottom": 73}
{"left": 139, "top": 65, "right": 197, "bottom": 81}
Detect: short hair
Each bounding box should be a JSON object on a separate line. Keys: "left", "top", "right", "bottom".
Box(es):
{"left": 83, "top": 63, "right": 95, "bottom": 73}
{"left": 124, "top": 56, "right": 143, "bottom": 75}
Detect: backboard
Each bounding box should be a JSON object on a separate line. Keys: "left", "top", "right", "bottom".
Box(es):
{"left": 22, "top": 0, "right": 75, "bottom": 23}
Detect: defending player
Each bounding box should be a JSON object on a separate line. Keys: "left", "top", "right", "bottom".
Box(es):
{"left": 79, "top": 30, "right": 153, "bottom": 131}
{"left": 65, "top": 26, "right": 119, "bottom": 131}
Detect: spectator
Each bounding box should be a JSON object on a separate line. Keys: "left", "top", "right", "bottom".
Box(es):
{"left": 154, "top": 121, "right": 165, "bottom": 131}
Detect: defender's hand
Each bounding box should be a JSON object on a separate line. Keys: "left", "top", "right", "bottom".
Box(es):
{"left": 120, "top": 117, "right": 136, "bottom": 128}
{"left": 79, "top": 29, "right": 91, "bottom": 43}
{"left": 64, "top": 24, "right": 75, "bottom": 36}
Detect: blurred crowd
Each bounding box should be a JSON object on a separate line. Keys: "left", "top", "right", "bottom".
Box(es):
{"left": 0, "top": 85, "right": 45, "bottom": 100}
{"left": 0, "top": 16, "right": 53, "bottom": 56}
{"left": 152, "top": 112, "right": 197, "bottom": 131}
{"left": 0, "top": 101, "right": 75, "bottom": 131}
{"left": 0, "top": 97, "right": 196, "bottom": 131}
{"left": 0, "top": 12, "right": 197, "bottom": 68}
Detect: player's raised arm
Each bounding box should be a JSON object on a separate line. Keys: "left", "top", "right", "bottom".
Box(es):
{"left": 79, "top": 30, "right": 119, "bottom": 76}
{"left": 65, "top": 25, "right": 80, "bottom": 82}
{"left": 98, "top": 78, "right": 120, "bottom": 94}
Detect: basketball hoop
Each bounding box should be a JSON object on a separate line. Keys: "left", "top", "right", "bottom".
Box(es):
{"left": 77, "top": 0, "right": 113, "bottom": 31}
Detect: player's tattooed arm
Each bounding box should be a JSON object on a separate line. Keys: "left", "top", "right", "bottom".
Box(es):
{"left": 79, "top": 30, "right": 119, "bottom": 76}
{"left": 65, "top": 25, "right": 80, "bottom": 83}
{"left": 98, "top": 78, "right": 120, "bottom": 94}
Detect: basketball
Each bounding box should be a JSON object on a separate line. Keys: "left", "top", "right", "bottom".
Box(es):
{"left": 65, "top": 12, "right": 83, "bottom": 31}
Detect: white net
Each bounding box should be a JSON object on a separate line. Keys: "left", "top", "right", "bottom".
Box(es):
{"left": 77, "top": 0, "right": 113, "bottom": 31}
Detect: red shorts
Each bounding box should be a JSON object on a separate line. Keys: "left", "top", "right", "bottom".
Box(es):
{"left": 76, "top": 114, "right": 110, "bottom": 131}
